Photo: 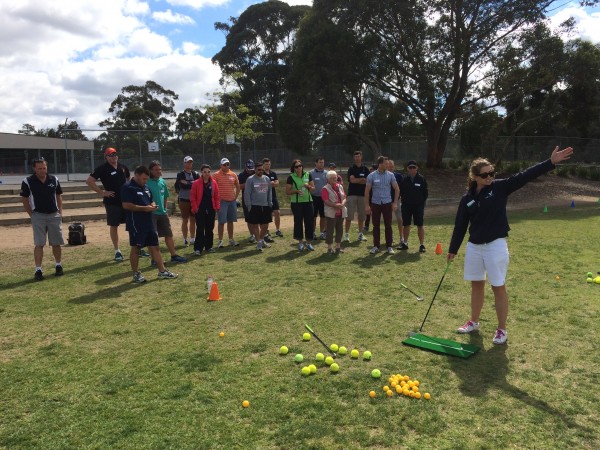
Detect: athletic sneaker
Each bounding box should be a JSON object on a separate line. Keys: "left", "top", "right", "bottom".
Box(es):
{"left": 419, "top": 244, "right": 426, "bottom": 253}
{"left": 171, "top": 254, "right": 188, "bottom": 263}
{"left": 34, "top": 269, "right": 44, "bottom": 281}
{"left": 114, "top": 251, "right": 124, "bottom": 262}
{"left": 139, "top": 249, "right": 150, "bottom": 257}
{"left": 229, "top": 239, "right": 239, "bottom": 247}
{"left": 189, "top": 238, "right": 195, "bottom": 245}
{"left": 306, "top": 243, "right": 315, "bottom": 251}
{"left": 133, "top": 271, "right": 146, "bottom": 283}
{"left": 327, "top": 248, "right": 335, "bottom": 255}
{"left": 370, "top": 246, "right": 379, "bottom": 254}
{"left": 194, "top": 250, "right": 202, "bottom": 256}
{"left": 158, "top": 270, "right": 178, "bottom": 279}
{"left": 493, "top": 329, "right": 507, "bottom": 345}
{"left": 319, "top": 232, "right": 326, "bottom": 240}
{"left": 275, "top": 230, "right": 284, "bottom": 237}
{"left": 207, "top": 248, "right": 216, "bottom": 253}
{"left": 358, "top": 233, "right": 367, "bottom": 242}
{"left": 261, "top": 241, "right": 271, "bottom": 248}
{"left": 362, "top": 226, "right": 369, "bottom": 233}
{"left": 217, "top": 240, "right": 224, "bottom": 248}
{"left": 264, "top": 234, "right": 274, "bottom": 243}
{"left": 183, "top": 239, "right": 189, "bottom": 247}
{"left": 298, "top": 243, "right": 305, "bottom": 251}
{"left": 457, "top": 320, "right": 480, "bottom": 334}
{"left": 335, "top": 248, "right": 344, "bottom": 254}
{"left": 342, "top": 233, "right": 350, "bottom": 242}
{"left": 150, "top": 259, "right": 157, "bottom": 266}
{"left": 387, "top": 247, "right": 395, "bottom": 254}
{"left": 256, "top": 242, "right": 263, "bottom": 252}
{"left": 397, "top": 242, "right": 409, "bottom": 251}
{"left": 249, "top": 235, "right": 257, "bottom": 243}
{"left": 55, "top": 265, "right": 64, "bottom": 276}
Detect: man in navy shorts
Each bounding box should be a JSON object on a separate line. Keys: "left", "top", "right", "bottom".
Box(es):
{"left": 121, "top": 166, "right": 178, "bottom": 283}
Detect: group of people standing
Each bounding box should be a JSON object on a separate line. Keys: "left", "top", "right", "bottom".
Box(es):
{"left": 20, "top": 145, "right": 574, "bottom": 345}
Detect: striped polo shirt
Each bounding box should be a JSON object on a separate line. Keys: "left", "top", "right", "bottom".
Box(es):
{"left": 212, "top": 169, "right": 239, "bottom": 202}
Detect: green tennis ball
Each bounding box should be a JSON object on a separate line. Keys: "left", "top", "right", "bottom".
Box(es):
{"left": 315, "top": 352, "right": 325, "bottom": 362}
{"left": 294, "top": 354, "right": 304, "bottom": 363}
{"left": 363, "top": 350, "right": 372, "bottom": 360}
{"left": 301, "top": 366, "right": 311, "bottom": 376}
{"left": 279, "top": 346, "right": 289, "bottom": 355}
{"left": 371, "top": 369, "right": 381, "bottom": 378}
{"left": 325, "top": 356, "right": 334, "bottom": 366}
{"left": 330, "top": 363, "right": 340, "bottom": 373}
{"left": 587, "top": 277, "right": 594, "bottom": 283}
{"left": 303, "top": 332, "right": 311, "bottom": 341}
{"left": 330, "top": 343, "right": 339, "bottom": 352}
{"left": 350, "top": 349, "right": 359, "bottom": 359}
{"left": 587, "top": 272, "right": 594, "bottom": 278}
{"left": 338, "top": 346, "right": 347, "bottom": 355}
{"left": 309, "top": 364, "right": 317, "bottom": 374}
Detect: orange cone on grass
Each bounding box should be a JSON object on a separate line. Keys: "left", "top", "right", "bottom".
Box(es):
{"left": 208, "top": 282, "right": 222, "bottom": 301}
{"left": 435, "top": 242, "right": 443, "bottom": 255}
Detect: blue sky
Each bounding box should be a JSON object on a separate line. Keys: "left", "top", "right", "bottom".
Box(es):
{"left": 0, "top": 0, "right": 597, "bottom": 135}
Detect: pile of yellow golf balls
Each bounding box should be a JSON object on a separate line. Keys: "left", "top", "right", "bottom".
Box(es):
{"left": 585, "top": 271, "right": 600, "bottom": 284}
{"left": 370, "top": 373, "right": 431, "bottom": 400}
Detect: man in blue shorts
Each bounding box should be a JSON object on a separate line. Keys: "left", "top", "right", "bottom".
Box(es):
{"left": 121, "top": 166, "right": 178, "bottom": 283}
{"left": 20, "top": 158, "right": 65, "bottom": 281}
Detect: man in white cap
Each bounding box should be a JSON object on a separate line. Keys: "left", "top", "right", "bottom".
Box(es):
{"left": 212, "top": 157, "right": 241, "bottom": 247}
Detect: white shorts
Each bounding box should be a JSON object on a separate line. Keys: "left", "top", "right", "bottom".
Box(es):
{"left": 464, "top": 238, "right": 509, "bottom": 286}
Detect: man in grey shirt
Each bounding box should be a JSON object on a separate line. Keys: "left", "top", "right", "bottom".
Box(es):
{"left": 310, "top": 156, "right": 328, "bottom": 240}
{"left": 364, "top": 156, "right": 400, "bottom": 255}
{"left": 243, "top": 162, "right": 273, "bottom": 251}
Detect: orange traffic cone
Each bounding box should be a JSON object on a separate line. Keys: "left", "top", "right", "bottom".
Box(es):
{"left": 207, "top": 282, "right": 222, "bottom": 301}
{"left": 435, "top": 243, "right": 443, "bottom": 255}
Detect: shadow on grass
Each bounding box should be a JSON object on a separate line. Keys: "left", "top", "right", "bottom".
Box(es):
{"left": 447, "top": 334, "right": 595, "bottom": 437}
{"left": 68, "top": 277, "right": 162, "bottom": 304}
{"left": 265, "top": 249, "right": 311, "bottom": 263}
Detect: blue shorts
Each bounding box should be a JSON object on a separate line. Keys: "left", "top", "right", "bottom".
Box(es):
{"left": 217, "top": 200, "right": 238, "bottom": 224}
{"left": 129, "top": 229, "right": 159, "bottom": 248}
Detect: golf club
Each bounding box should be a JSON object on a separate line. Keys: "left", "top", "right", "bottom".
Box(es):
{"left": 400, "top": 283, "right": 424, "bottom": 301}
{"left": 408, "top": 261, "right": 452, "bottom": 337}
{"left": 304, "top": 323, "right": 337, "bottom": 358}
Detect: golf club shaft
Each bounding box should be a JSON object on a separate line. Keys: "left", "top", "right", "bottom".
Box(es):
{"left": 400, "top": 283, "right": 423, "bottom": 300}
{"left": 418, "top": 261, "right": 451, "bottom": 332}
{"left": 304, "top": 324, "right": 336, "bottom": 356}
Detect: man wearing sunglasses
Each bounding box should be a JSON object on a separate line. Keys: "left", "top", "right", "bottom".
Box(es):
{"left": 243, "top": 162, "right": 273, "bottom": 251}
{"left": 86, "top": 147, "right": 130, "bottom": 261}
{"left": 398, "top": 160, "right": 428, "bottom": 252}
{"left": 448, "top": 146, "right": 574, "bottom": 345}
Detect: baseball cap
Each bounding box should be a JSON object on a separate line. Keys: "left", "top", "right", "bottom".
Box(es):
{"left": 407, "top": 160, "right": 418, "bottom": 167}
{"left": 328, "top": 162, "right": 336, "bottom": 168}
{"left": 105, "top": 147, "right": 117, "bottom": 155}
{"left": 184, "top": 156, "right": 193, "bottom": 163}
{"left": 246, "top": 159, "right": 255, "bottom": 170}
{"left": 220, "top": 157, "right": 230, "bottom": 165}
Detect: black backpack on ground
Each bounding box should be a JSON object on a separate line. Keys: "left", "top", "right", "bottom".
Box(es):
{"left": 68, "top": 222, "right": 87, "bottom": 245}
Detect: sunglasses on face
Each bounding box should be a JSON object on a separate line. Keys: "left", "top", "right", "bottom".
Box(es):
{"left": 107, "top": 154, "right": 118, "bottom": 157}
{"left": 477, "top": 171, "right": 495, "bottom": 179}
{"left": 222, "top": 163, "right": 230, "bottom": 166}
{"left": 294, "top": 165, "right": 302, "bottom": 168}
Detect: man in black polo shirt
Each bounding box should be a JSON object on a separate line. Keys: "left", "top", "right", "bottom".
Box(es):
{"left": 20, "top": 158, "right": 65, "bottom": 281}
{"left": 344, "top": 150, "right": 369, "bottom": 243}
{"left": 121, "top": 166, "right": 178, "bottom": 283}
{"left": 86, "top": 147, "right": 130, "bottom": 261}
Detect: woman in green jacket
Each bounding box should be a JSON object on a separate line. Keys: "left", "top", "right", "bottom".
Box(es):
{"left": 285, "top": 159, "right": 315, "bottom": 251}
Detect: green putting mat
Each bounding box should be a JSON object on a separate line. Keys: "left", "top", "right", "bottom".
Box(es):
{"left": 402, "top": 333, "right": 480, "bottom": 359}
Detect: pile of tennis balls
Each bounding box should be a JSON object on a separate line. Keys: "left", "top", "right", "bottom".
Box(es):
{"left": 369, "top": 373, "right": 432, "bottom": 400}
{"left": 279, "top": 334, "right": 373, "bottom": 376}
{"left": 585, "top": 271, "right": 600, "bottom": 284}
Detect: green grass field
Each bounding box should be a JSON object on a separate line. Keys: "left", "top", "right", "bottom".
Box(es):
{"left": 1, "top": 205, "right": 599, "bottom": 449}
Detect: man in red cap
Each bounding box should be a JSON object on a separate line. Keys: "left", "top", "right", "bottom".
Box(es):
{"left": 86, "top": 147, "right": 131, "bottom": 261}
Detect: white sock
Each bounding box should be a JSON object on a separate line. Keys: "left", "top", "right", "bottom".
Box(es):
{"left": 55, "top": 262, "right": 62, "bottom": 267}
{"left": 35, "top": 266, "right": 42, "bottom": 272}
{"left": 115, "top": 249, "right": 121, "bottom": 254}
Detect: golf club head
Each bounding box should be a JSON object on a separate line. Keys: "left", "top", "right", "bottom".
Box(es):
{"left": 407, "top": 330, "right": 418, "bottom": 337}
{"left": 416, "top": 296, "right": 424, "bottom": 302}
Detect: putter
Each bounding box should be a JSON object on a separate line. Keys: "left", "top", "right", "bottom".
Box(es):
{"left": 408, "top": 261, "right": 452, "bottom": 337}
{"left": 400, "top": 283, "right": 424, "bottom": 301}
{"left": 304, "top": 323, "right": 336, "bottom": 358}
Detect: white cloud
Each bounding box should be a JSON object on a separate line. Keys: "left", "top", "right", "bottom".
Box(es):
{"left": 167, "top": 0, "right": 231, "bottom": 8}
{"left": 281, "top": 0, "right": 313, "bottom": 5}
{"left": 549, "top": 4, "right": 600, "bottom": 43}
{"left": 153, "top": 9, "right": 196, "bottom": 25}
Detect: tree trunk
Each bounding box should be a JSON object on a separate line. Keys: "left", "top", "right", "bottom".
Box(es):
{"left": 425, "top": 123, "right": 448, "bottom": 168}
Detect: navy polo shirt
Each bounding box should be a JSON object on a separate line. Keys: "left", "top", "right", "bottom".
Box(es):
{"left": 121, "top": 179, "right": 154, "bottom": 232}
{"left": 20, "top": 174, "right": 63, "bottom": 213}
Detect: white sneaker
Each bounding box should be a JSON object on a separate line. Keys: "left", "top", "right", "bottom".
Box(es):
{"left": 298, "top": 243, "right": 305, "bottom": 251}
{"left": 342, "top": 233, "right": 350, "bottom": 242}
{"left": 493, "top": 328, "right": 507, "bottom": 345}
{"left": 249, "top": 235, "right": 257, "bottom": 243}
{"left": 387, "top": 247, "right": 395, "bottom": 254}
{"left": 261, "top": 240, "right": 271, "bottom": 248}
{"left": 189, "top": 238, "right": 195, "bottom": 244}
{"left": 370, "top": 246, "right": 379, "bottom": 254}
{"left": 358, "top": 233, "right": 367, "bottom": 242}
{"left": 229, "top": 239, "right": 239, "bottom": 247}
{"left": 457, "top": 320, "right": 480, "bottom": 334}
{"left": 319, "top": 232, "right": 326, "bottom": 240}
{"left": 256, "top": 242, "right": 263, "bottom": 252}
{"left": 217, "top": 240, "right": 224, "bottom": 248}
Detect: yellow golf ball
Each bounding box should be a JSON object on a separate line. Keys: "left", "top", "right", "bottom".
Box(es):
{"left": 301, "top": 366, "right": 311, "bottom": 376}
{"left": 587, "top": 277, "right": 594, "bottom": 283}
{"left": 338, "top": 346, "right": 347, "bottom": 355}
{"left": 330, "top": 363, "right": 340, "bottom": 373}
{"left": 325, "top": 356, "right": 334, "bottom": 366}
{"left": 219, "top": 331, "right": 225, "bottom": 337}
{"left": 303, "top": 332, "right": 311, "bottom": 341}
{"left": 369, "top": 390, "right": 376, "bottom": 398}
{"left": 350, "top": 349, "right": 360, "bottom": 359}
{"left": 363, "top": 351, "right": 372, "bottom": 360}
{"left": 414, "top": 392, "right": 422, "bottom": 399}
{"left": 424, "top": 393, "right": 431, "bottom": 400}
{"left": 279, "top": 346, "right": 289, "bottom": 355}
{"left": 242, "top": 400, "right": 250, "bottom": 408}
{"left": 383, "top": 386, "right": 390, "bottom": 392}
{"left": 330, "top": 344, "right": 339, "bottom": 352}
{"left": 386, "top": 390, "right": 393, "bottom": 397}
{"left": 315, "top": 352, "right": 325, "bottom": 362}
{"left": 309, "top": 364, "right": 317, "bottom": 374}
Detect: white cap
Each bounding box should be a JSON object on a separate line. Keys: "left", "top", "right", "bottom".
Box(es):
{"left": 183, "top": 156, "right": 193, "bottom": 163}
{"left": 220, "top": 157, "right": 230, "bottom": 165}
